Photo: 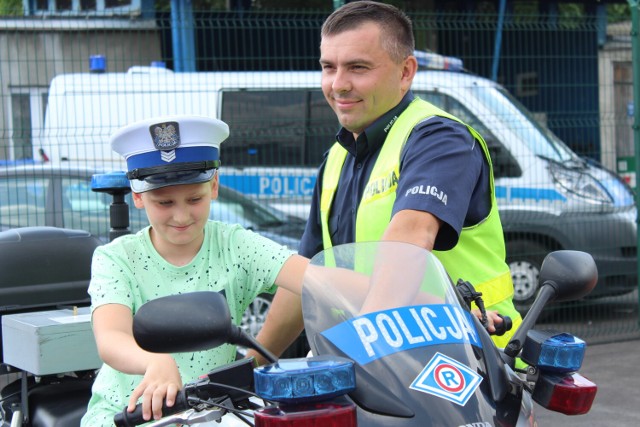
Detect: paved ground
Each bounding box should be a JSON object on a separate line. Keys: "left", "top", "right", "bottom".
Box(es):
{"left": 534, "top": 337, "right": 640, "bottom": 426}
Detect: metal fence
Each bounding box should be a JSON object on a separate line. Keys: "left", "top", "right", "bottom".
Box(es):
{"left": 0, "top": 7, "right": 638, "bottom": 342}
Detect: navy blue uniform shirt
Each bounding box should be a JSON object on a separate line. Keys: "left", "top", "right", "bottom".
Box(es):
{"left": 299, "top": 91, "right": 491, "bottom": 258}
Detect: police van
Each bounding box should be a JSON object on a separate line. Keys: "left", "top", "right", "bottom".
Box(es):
{"left": 37, "top": 53, "right": 637, "bottom": 313}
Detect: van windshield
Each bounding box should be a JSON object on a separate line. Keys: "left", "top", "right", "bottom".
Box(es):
{"left": 470, "top": 86, "right": 576, "bottom": 163}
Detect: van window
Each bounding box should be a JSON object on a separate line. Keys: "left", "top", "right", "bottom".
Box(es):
{"left": 416, "top": 91, "right": 522, "bottom": 178}
{"left": 220, "top": 90, "right": 338, "bottom": 168}
{"left": 470, "top": 87, "right": 575, "bottom": 163}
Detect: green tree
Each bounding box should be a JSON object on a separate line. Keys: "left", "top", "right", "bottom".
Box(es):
{"left": 608, "top": 3, "right": 631, "bottom": 23}
{"left": 0, "top": 0, "right": 22, "bottom": 16}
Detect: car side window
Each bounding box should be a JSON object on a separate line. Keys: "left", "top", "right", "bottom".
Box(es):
{"left": 415, "top": 91, "right": 522, "bottom": 178}
{"left": 0, "top": 176, "right": 47, "bottom": 229}
{"left": 61, "top": 178, "right": 112, "bottom": 237}
{"left": 61, "top": 177, "right": 148, "bottom": 240}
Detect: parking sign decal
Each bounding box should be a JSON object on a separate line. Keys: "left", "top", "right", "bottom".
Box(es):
{"left": 410, "top": 352, "right": 482, "bottom": 406}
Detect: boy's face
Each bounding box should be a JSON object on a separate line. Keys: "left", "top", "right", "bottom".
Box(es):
{"left": 132, "top": 175, "right": 218, "bottom": 253}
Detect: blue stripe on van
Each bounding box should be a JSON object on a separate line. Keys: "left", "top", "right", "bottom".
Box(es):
{"left": 219, "top": 174, "right": 566, "bottom": 202}
{"left": 495, "top": 186, "right": 566, "bottom": 201}
{"left": 219, "top": 174, "right": 315, "bottom": 197}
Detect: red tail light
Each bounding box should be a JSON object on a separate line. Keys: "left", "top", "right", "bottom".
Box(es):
{"left": 533, "top": 372, "right": 597, "bottom": 415}
{"left": 254, "top": 401, "right": 357, "bottom": 427}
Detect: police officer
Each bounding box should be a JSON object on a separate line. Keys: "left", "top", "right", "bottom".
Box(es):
{"left": 253, "top": 1, "right": 521, "bottom": 362}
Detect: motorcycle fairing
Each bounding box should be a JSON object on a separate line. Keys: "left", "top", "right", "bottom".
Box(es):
{"left": 320, "top": 304, "right": 482, "bottom": 365}
{"left": 302, "top": 242, "right": 523, "bottom": 426}
{"left": 409, "top": 351, "right": 483, "bottom": 406}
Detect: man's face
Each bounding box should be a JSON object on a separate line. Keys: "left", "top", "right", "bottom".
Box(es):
{"left": 320, "top": 22, "right": 416, "bottom": 137}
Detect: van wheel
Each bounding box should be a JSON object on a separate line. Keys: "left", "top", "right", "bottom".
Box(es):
{"left": 239, "top": 293, "right": 310, "bottom": 359}
{"left": 236, "top": 294, "right": 273, "bottom": 358}
{"left": 241, "top": 293, "right": 273, "bottom": 337}
{"left": 506, "top": 240, "right": 547, "bottom": 316}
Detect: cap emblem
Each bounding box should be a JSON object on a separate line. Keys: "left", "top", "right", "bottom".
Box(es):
{"left": 150, "top": 122, "right": 180, "bottom": 150}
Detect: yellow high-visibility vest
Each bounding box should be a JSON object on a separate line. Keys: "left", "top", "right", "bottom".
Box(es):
{"left": 320, "top": 98, "right": 522, "bottom": 347}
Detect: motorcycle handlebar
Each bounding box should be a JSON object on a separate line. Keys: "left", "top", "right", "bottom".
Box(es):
{"left": 492, "top": 314, "right": 512, "bottom": 336}
{"left": 113, "top": 390, "right": 189, "bottom": 427}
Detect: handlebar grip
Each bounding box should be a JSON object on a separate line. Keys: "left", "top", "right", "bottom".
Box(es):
{"left": 492, "top": 314, "right": 512, "bottom": 336}
{"left": 113, "top": 390, "right": 189, "bottom": 427}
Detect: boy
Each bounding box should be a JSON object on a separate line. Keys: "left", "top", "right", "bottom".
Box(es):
{"left": 80, "top": 115, "right": 308, "bottom": 426}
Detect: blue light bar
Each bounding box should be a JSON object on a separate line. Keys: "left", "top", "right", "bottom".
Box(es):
{"left": 522, "top": 330, "right": 586, "bottom": 373}
{"left": 254, "top": 356, "right": 355, "bottom": 404}
{"left": 91, "top": 171, "right": 130, "bottom": 192}
{"left": 414, "top": 50, "right": 464, "bottom": 72}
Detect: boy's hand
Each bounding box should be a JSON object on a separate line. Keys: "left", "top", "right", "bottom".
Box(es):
{"left": 128, "top": 354, "right": 183, "bottom": 421}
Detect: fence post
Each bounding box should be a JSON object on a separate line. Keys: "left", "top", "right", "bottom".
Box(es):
{"left": 171, "top": 0, "right": 196, "bottom": 72}
{"left": 630, "top": 0, "right": 640, "bottom": 324}
{"left": 491, "top": 0, "right": 507, "bottom": 82}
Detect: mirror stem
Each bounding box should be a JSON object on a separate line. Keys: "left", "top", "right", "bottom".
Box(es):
{"left": 244, "top": 334, "right": 279, "bottom": 364}
{"left": 229, "top": 326, "right": 278, "bottom": 364}
{"left": 504, "top": 283, "right": 556, "bottom": 358}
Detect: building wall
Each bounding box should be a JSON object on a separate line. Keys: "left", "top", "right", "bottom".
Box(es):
{"left": 0, "top": 19, "right": 162, "bottom": 161}
{"left": 599, "top": 21, "right": 633, "bottom": 179}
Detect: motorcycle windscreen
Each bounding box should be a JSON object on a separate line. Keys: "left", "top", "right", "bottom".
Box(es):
{"left": 301, "top": 242, "right": 502, "bottom": 427}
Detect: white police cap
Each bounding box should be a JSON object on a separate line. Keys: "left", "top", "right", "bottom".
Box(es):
{"left": 111, "top": 115, "right": 229, "bottom": 193}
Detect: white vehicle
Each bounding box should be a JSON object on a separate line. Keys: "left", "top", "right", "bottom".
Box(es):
{"left": 38, "top": 53, "right": 637, "bottom": 313}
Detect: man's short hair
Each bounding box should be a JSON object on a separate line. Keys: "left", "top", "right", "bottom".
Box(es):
{"left": 321, "top": 0, "right": 415, "bottom": 63}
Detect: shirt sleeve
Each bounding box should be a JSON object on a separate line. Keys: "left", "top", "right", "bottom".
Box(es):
{"left": 228, "top": 225, "right": 295, "bottom": 295}
{"left": 392, "top": 116, "right": 487, "bottom": 251}
{"left": 298, "top": 160, "right": 326, "bottom": 258}
{"left": 87, "top": 244, "right": 136, "bottom": 312}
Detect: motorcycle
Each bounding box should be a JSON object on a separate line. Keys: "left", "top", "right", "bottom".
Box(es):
{"left": 117, "top": 241, "right": 599, "bottom": 426}
{"left": 0, "top": 173, "right": 133, "bottom": 427}
{"left": 0, "top": 226, "right": 102, "bottom": 427}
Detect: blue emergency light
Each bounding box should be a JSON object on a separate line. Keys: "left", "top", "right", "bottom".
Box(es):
{"left": 89, "top": 55, "right": 106, "bottom": 73}
{"left": 254, "top": 356, "right": 355, "bottom": 404}
{"left": 414, "top": 50, "right": 464, "bottom": 72}
{"left": 90, "top": 171, "right": 130, "bottom": 192}
{"left": 521, "top": 330, "right": 586, "bottom": 373}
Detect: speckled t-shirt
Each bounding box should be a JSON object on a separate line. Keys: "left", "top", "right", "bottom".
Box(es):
{"left": 80, "top": 221, "right": 294, "bottom": 427}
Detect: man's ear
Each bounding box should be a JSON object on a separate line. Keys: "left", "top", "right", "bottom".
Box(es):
{"left": 401, "top": 55, "right": 418, "bottom": 91}
{"left": 132, "top": 191, "right": 145, "bottom": 208}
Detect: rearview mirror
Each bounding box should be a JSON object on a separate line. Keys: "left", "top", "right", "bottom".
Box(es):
{"left": 133, "top": 291, "right": 233, "bottom": 353}
{"left": 538, "top": 250, "right": 598, "bottom": 302}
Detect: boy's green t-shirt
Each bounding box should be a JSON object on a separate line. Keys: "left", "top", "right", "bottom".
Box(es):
{"left": 81, "top": 220, "right": 294, "bottom": 427}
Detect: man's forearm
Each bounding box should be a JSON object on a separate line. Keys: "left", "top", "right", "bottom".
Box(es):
{"left": 248, "top": 287, "right": 305, "bottom": 365}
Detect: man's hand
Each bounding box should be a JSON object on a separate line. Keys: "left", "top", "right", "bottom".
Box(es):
{"left": 472, "top": 309, "right": 504, "bottom": 334}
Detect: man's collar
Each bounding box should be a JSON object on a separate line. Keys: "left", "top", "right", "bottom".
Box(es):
{"left": 335, "top": 91, "right": 415, "bottom": 159}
